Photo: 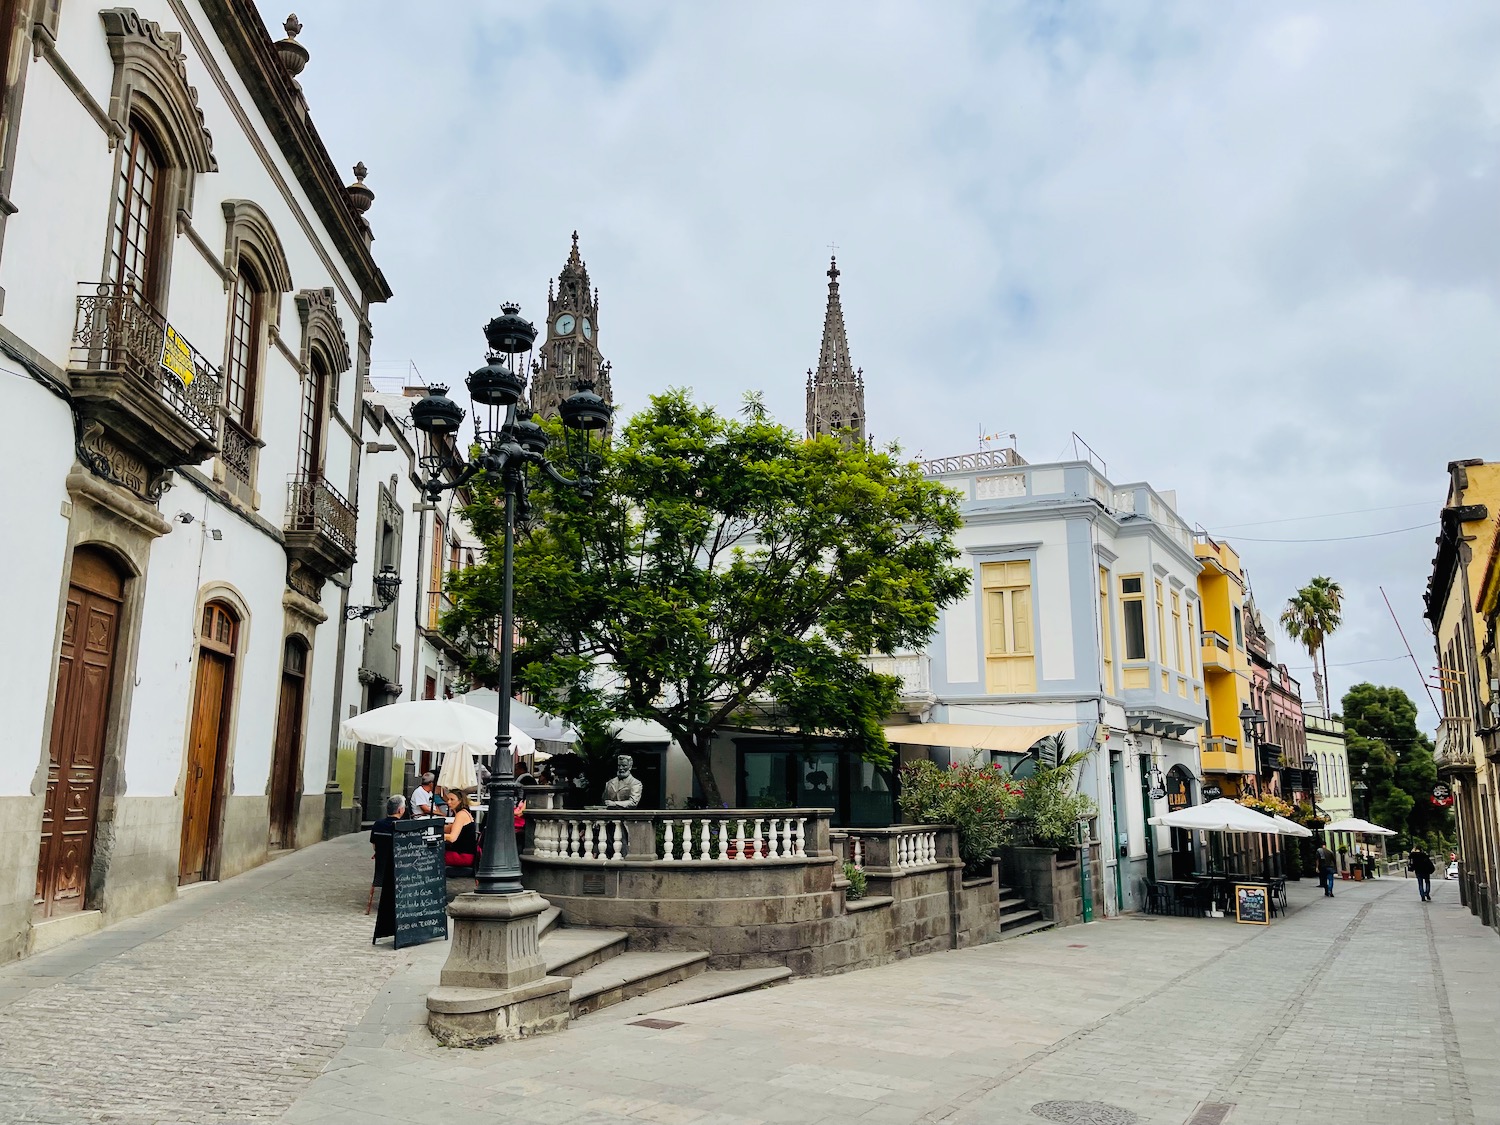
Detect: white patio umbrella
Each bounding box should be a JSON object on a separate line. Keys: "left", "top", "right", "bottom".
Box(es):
{"left": 1148, "top": 797, "right": 1308, "bottom": 836}
{"left": 340, "top": 699, "right": 536, "bottom": 762}
{"left": 1323, "top": 817, "right": 1397, "bottom": 836}
{"left": 455, "top": 691, "right": 554, "bottom": 761}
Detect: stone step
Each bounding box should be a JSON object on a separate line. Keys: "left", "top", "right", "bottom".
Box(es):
{"left": 538, "top": 904, "right": 561, "bottom": 939}
{"left": 997, "top": 918, "right": 1054, "bottom": 941}
{"left": 567, "top": 950, "right": 711, "bottom": 1018}
{"left": 997, "top": 895, "right": 1026, "bottom": 912}
{"left": 542, "top": 926, "right": 629, "bottom": 977}
{"left": 999, "top": 907, "right": 1045, "bottom": 930}
{"left": 575, "top": 966, "right": 792, "bottom": 1023}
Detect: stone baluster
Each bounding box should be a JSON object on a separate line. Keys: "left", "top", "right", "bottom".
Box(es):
{"left": 697, "top": 819, "right": 710, "bottom": 863}
{"left": 733, "top": 819, "right": 747, "bottom": 861}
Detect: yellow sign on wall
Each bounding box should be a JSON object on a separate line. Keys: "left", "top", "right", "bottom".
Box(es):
{"left": 160, "top": 325, "right": 194, "bottom": 386}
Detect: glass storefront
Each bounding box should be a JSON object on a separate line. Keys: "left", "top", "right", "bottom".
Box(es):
{"left": 736, "top": 738, "right": 895, "bottom": 826}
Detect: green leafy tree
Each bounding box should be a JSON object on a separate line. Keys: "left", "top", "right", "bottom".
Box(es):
{"left": 1280, "top": 576, "right": 1343, "bottom": 713}
{"left": 1342, "top": 682, "right": 1449, "bottom": 846}
{"left": 445, "top": 390, "right": 970, "bottom": 807}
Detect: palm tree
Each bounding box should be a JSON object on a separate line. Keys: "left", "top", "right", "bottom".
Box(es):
{"left": 1280, "top": 577, "right": 1343, "bottom": 713}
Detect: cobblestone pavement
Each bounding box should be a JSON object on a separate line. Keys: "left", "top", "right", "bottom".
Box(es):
{"left": 0, "top": 835, "right": 422, "bottom": 1124}
{"left": 2, "top": 840, "right": 1496, "bottom": 1125}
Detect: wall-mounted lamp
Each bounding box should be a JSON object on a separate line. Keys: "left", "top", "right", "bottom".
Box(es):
{"left": 345, "top": 564, "right": 402, "bottom": 621}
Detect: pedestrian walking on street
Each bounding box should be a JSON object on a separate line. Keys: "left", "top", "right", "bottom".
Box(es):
{"left": 1409, "top": 847, "right": 1435, "bottom": 902}
{"left": 1316, "top": 841, "right": 1337, "bottom": 897}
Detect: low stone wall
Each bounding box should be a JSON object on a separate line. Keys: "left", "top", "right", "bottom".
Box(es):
{"left": 524, "top": 814, "right": 1004, "bottom": 976}
{"left": 999, "top": 844, "right": 1094, "bottom": 927}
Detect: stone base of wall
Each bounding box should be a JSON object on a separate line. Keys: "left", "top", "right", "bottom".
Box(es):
{"left": 1000, "top": 846, "right": 1094, "bottom": 926}
{"left": 218, "top": 796, "right": 271, "bottom": 881}
{"left": 526, "top": 856, "right": 1004, "bottom": 978}
{"left": 0, "top": 795, "right": 43, "bottom": 963}
{"left": 93, "top": 796, "right": 183, "bottom": 920}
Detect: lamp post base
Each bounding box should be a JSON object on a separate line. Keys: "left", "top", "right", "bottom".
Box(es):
{"left": 426, "top": 890, "right": 570, "bottom": 1046}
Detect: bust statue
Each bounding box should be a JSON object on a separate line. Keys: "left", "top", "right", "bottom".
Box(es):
{"left": 602, "top": 753, "right": 644, "bottom": 809}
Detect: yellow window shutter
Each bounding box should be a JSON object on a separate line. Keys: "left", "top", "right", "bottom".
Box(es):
{"left": 1011, "top": 587, "right": 1032, "bottom": 654}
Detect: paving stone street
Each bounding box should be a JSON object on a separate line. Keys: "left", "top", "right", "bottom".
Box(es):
{"left": 0, "top": 835, "right": 1495, "bottom": 1125}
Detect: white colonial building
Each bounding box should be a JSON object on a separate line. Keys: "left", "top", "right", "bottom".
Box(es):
{"left": 878, "top": 449, "right": 1208, "bottom": 916}
{"left": 0, "top": 2, "right": 390, "bottom": 958}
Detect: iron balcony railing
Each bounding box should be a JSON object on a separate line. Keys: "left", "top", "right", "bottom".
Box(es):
{"left": 285, "top": 474, "right": 357, "bottom": 557}
{"left": 220, "top": 419, "right": 255, "bottom": 487}
{"left": 70, "top": 281, "right": 221, "bottom": 445}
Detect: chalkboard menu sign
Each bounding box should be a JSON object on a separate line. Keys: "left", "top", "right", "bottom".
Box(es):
{"left": 372, "top": 820, "right": 449, "bottom": 948}
{"left": 1234, "top": 883, "right": 1269, "bottom": 926}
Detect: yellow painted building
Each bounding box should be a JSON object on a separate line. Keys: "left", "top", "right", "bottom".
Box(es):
{"left": 1195, "top": 533, "right": 1255, "bottom": 796}
{"left": 1426, "top": 459, "right": 1500, "bottom": 931}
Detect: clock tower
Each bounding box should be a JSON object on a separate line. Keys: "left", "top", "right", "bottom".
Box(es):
{"left": 531, "top": 231, "right": 613, "bottom": 424}
{"left": 805, "top": 256, "right": 866, "bottom": 447}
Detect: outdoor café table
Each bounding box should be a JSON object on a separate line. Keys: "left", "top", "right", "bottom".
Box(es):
{"left": 1156, "top": 879, "right": 1199, "bottom": 916}
{"left": 1192, "top": 872, "right": 1232, "bottom": 915}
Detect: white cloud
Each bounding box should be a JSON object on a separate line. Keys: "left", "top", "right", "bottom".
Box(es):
{"left": 276, "top": 0, "right": 1500, "bottom": 724}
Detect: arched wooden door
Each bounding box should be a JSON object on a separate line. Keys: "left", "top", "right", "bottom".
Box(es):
{"left": 35, "top": 547, "right": 126, "bottom": 917}
{"left": 268, "top": 637, "right": 308, "bottom": 849}
{"left": 180, "top": 602, "right": 238, "bottom": 884}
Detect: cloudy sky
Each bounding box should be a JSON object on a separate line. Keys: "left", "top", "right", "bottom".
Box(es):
{"left": 276, "top": 1, "right": 1500, "bottom": 728}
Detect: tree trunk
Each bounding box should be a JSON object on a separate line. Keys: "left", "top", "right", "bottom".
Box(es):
{"left": 682, "top": 732, "right": 724, "bottom": 808}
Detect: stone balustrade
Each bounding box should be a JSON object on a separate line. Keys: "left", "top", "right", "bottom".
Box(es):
{"left": 835, "top": 824, "right": 955, "bottom": 874}
{"left": 526, "top": 808, "right": 830, "bottom": 865}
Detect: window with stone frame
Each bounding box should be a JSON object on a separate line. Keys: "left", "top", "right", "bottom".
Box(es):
{"left": 298, "top": 353, "right": 327, "bottom": 481}
{"left": 110, "top": 120, "right": 165, "bottom": 300}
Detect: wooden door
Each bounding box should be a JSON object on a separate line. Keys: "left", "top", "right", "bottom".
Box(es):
{"left": 35, "top": 548, "right": 124, "bottom": 917}
{"left": 268, "top": 639, "right": 307, "bottom": 849}
{"left": 180, "top": 603, "right": 237, "bottom": 883}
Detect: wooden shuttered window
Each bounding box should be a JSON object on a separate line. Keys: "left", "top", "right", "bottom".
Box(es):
{"left": 982, "top": 560, "right": 1035, "bottom": 695}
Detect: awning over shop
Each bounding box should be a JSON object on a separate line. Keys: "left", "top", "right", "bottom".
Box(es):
{"left": 880, "top": 721, "right": 1075, "bottom": 753}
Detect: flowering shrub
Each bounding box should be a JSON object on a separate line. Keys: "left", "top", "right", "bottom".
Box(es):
{"left": 1238, "top": 794, "right": 1294, "bottom": 817}
{"left": 899, "top": 760, "right": 1023, "bottom": 872}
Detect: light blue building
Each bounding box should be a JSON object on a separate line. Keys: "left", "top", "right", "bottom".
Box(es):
{"left": 875, "top": 448, "right": 1207, "bottom": 915}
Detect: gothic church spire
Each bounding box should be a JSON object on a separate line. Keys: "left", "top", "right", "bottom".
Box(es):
{"left": 805, "top": 256, "right": 865, "bottom": 446}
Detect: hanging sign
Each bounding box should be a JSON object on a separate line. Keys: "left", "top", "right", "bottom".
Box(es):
{"left": 1202, "top": 783, "right": 1223, "bottom": 801}
{"left": 159, "top": 324, "right": 195, "bottom": 386}
{"left": 1432, "top": 784, "right": 1454, "bottom": 809}
{"left": 1166, "top": 770, "right": 1191, "bottom": 811}
{"left": 1234, "top": 883, "right": 1270, "bottom": 925}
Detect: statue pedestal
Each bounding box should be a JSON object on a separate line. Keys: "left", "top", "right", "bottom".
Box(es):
{"left": 426, "top": 890, "right": 570, "bottom": 1046}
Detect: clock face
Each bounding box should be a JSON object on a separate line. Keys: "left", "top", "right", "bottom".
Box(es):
{"left": 581, "top": 318, "right": 592, "bottom": 340}
{"left": 555, "top": 314, "right": 576, "bottom": 335}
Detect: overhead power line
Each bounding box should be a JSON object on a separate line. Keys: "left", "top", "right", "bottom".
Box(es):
{"left": 1221, "top": 523, "right": 1432, "bottom": 544}
{"left": 1209, "top": 500, "right": 1434, "bottom": 531}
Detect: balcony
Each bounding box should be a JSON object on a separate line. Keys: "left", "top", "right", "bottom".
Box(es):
{"left": 1436, "top": 717, "right": 1476, "bottom": 771}
{"left": 1257, "top": 742, "right": 1283, "bottom": 773}
{"left": 1200, "top": 630, "right": 1233, "bottom": 673}
{"left": 862, "top": 652, "right": 935, "bottom": 717}
{"left": 69, "top": 282, "right": 221, "bottom": 496}
{"left": 283, "top": 475, "right": 357, "bottom": 594}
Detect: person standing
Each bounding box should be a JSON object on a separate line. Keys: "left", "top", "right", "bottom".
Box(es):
{"left": 1316, "top": 841, "right": 1337, "bottom": 898}
{"left": 1409, "top": 847, "right": 1435, "bottom": 902}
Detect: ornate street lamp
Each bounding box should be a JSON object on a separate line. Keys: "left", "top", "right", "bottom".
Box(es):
{"left": 409, "top": 302, "right": 609, "bottom": 896}
{"left": 345, "top": 563, "right": 402, "bottom": 621}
